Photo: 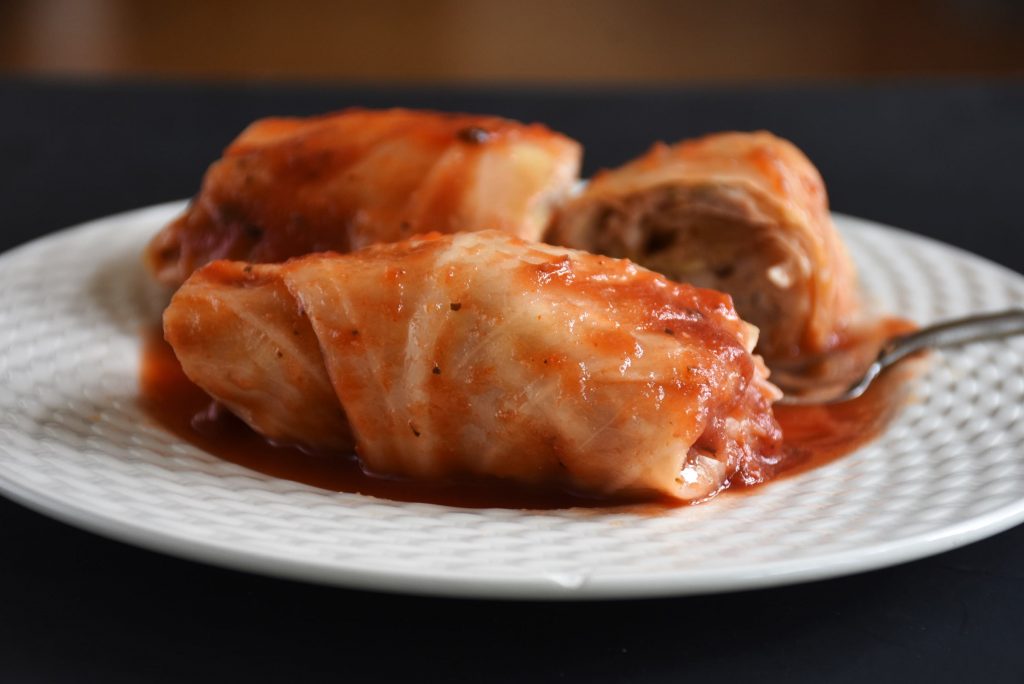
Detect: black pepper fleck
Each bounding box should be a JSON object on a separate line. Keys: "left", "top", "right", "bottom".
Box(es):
{"left": 450, "top": 302, "right": 462, "bottom": 311}
{"left": 432, "top": 366, "right": 441, "bottom": 375}
{"left": 664, "top": 328, "right": 674, "bottom": 335}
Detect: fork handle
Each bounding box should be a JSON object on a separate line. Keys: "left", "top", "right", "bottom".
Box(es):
{"left": 879, "top": 309, "right": 1024, "bottom": 368}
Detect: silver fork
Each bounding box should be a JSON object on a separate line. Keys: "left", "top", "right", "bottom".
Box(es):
{"left": 774, "top": 309, "right": 1024, "bottom": 405}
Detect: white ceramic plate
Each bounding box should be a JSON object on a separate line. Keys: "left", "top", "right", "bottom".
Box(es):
{"left": 0, "top": 201, "right": 1022, "bottom": 600}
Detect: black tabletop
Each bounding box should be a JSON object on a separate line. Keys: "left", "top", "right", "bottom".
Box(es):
{"left": 1, "top": 78, "right": 1022, "bottom": 683}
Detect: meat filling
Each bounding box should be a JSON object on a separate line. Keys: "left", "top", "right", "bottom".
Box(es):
{"left": 577, "top": 184, "right": 812, "bottom": 361}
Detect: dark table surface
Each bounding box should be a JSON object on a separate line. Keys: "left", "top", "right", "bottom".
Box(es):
{"left": 1, "top": 78, "right": 1022, "bottom": 683}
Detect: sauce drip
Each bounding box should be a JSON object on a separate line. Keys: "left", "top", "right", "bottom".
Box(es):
{"left": 769, "top": 361, "right": 916, "bottom": 482}
{"left": 139, "top": 325, "right": 916, "bottom": 510}
{"left": 758, "top": 316, "right": 922, "bottom": 483}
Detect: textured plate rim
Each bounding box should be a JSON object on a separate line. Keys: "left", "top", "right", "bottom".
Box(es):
{"left": 0, "top": 201, "right": 1022, "bottom": 601}
{"left": 3, "top": 462, "right": 1024, "bottom": 600}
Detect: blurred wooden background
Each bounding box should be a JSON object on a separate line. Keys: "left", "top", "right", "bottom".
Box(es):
{"left": 2, "top": 0, "right": 1022, "bottom": 83}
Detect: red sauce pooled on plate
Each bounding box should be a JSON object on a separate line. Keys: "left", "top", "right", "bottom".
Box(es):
{"left": 139, "top": 323, "right": 917, "bottom": 510}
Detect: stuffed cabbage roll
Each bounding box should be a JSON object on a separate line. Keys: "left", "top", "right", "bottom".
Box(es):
{"left": 547, "top": 131, "right": 859, "bottom": 363}
{"left": 146, "top": 108, "right": 582, "bottom": 286}
{"left": 164, "top": 230, "right": 782, "bottom": 502}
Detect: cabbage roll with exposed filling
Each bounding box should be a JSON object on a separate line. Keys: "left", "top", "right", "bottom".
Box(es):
{"left": 164, "top": 230, "right": 782, "bottom": 502}
{"left": 146, "top": 108, "right": 582, "bottom": 287}
{"left": 547, "top": 131, "right": 859, "bottom": 363}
